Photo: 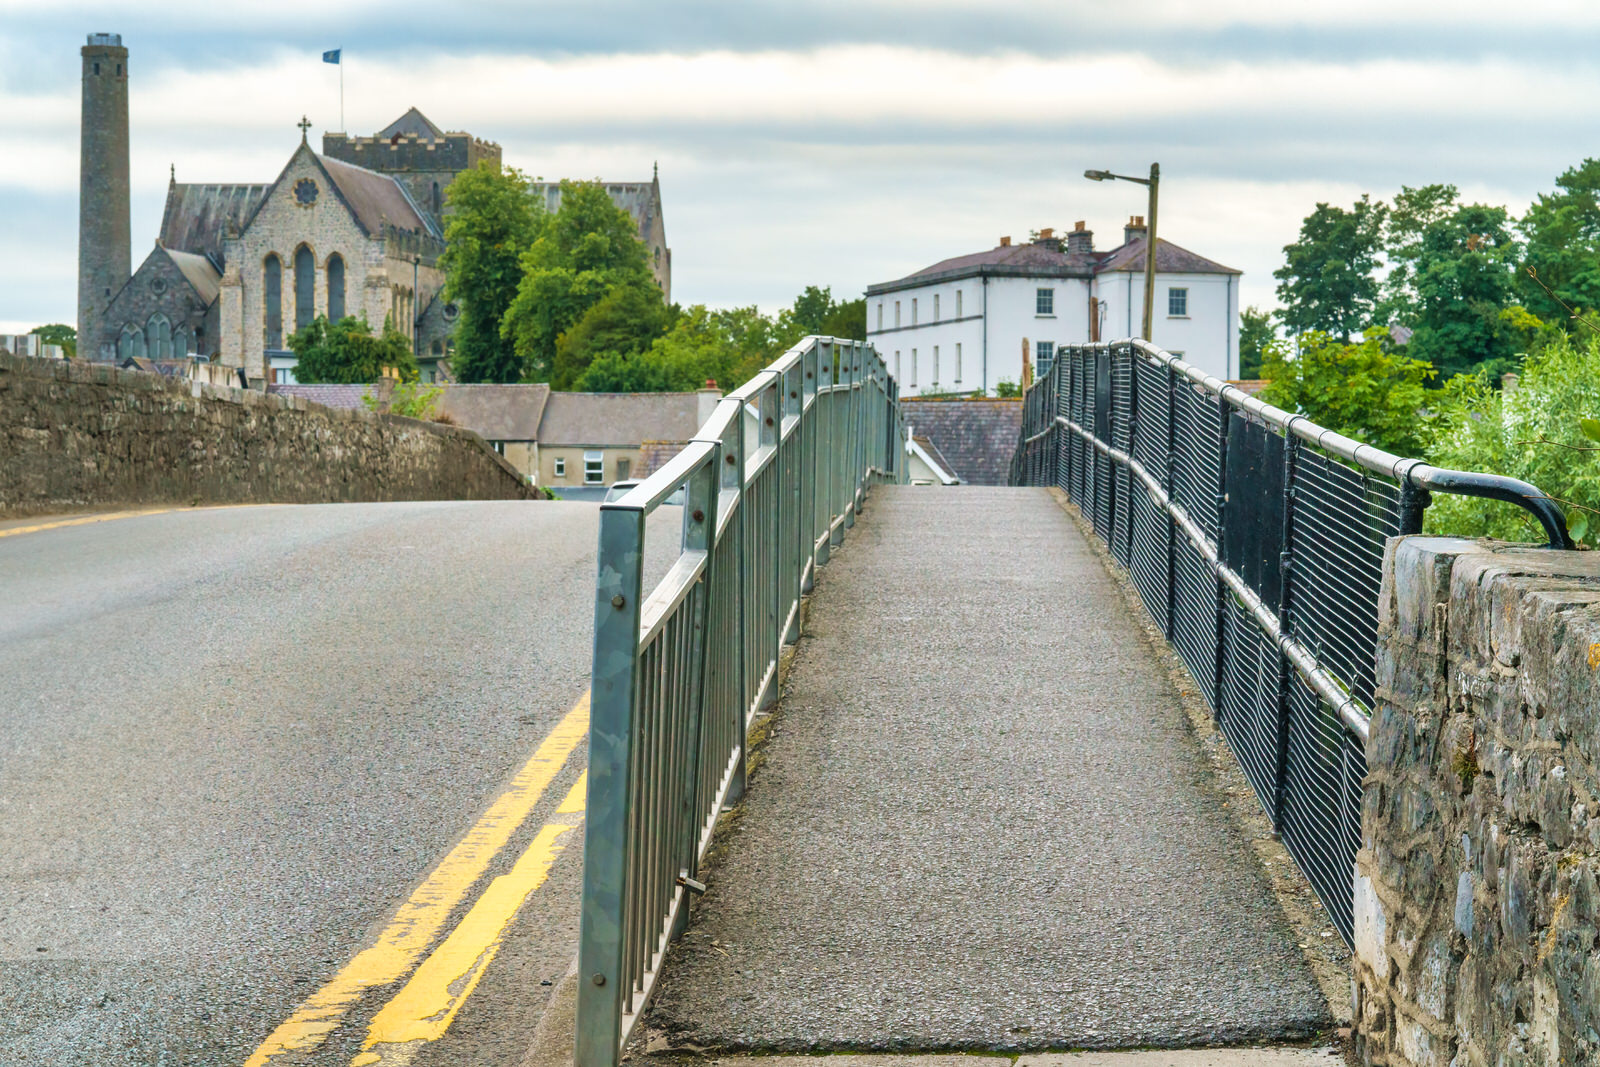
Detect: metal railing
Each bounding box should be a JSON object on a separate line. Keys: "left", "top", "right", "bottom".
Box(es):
{"left": 577, "top": 336, "right": 905, "bottom": 1067}
{"left": 1011, "top": 339, "right": 1568, "bottom": 945}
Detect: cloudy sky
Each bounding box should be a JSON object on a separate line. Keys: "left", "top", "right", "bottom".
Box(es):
{"left": 3, "top": 1, "right": 1599, "bottom": 335}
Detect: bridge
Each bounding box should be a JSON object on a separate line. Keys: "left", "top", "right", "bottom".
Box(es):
{"left": 3, "top": 337, "right": 1592, "bottom": 1067}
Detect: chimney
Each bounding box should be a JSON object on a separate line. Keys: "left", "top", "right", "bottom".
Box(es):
{"left": 1124, "top": 215, "right": 1147, "bottom": 246}
{"left": 1067, "top": 219, "right": 1094, "bottom": 254}
{"left": 1033, "top": 227, "right": 1061, "bottom": 252}
{"left": 999, "top": 235, "right": 1011, "bottom": 247}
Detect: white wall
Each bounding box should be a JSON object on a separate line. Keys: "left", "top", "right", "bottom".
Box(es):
{"left": 1093, "top": 271, "right": 1238, "bottom": 380}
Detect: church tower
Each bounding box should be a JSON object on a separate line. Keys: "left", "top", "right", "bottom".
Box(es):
{"left": 78, "top": 32, "right": 131, "bottom": 360}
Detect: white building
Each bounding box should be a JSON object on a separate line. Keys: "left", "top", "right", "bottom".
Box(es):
{"left": 866, "top": 218, "right": 1241, "bottom": 396}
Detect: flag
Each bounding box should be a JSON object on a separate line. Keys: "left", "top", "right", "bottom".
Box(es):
{"left": 323, "top": 48, "right": 341, "bottom": 64}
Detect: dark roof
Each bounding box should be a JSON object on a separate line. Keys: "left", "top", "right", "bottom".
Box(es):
{"left": 435, "top": 385, "right": 550, "bottom": 441}
{"left": 875, "top": 240, "right": 1100, "bottom": 290}
{"left": 911, "top": 434, "right": 960, "bottom": 483}
{"left": 159, "top": 182, "right": 269, "bottom": 261}
{"left": 379, "top": 107, "right": 446, "bottom": 142}
{"left": 268, "top": 383, "right": 371, "bottom": 410}
{"left": 900, "top": 399, "right": 1023, "bottom": 486}
{"left": 163, "top": 247, "right": 221, "bottom": 305}
{"left": 537, "top": 392, "right": 707, "bottom": 448}
{"left": 1095, "top": 237, "right": 1240, "bottom": 275}
{"left": 318, "top": 153, "right": 437, "bottom": 237}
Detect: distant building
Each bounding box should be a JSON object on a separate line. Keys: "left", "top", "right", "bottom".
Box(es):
{"left": 530, "top": 171, "right": 672, "bottom": 301}
{"left": 866, "top": 219, "right": 1241, "bottom": 396}
{"left": 0, "top": 334, "right": 66, "bottom": 360}
{"left": 899, "top": 398, "right": 1022, "bottom": 486}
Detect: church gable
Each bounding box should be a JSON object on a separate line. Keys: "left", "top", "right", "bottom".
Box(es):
{"left": 101, "top": 245, "right": 218, "bottom": 359}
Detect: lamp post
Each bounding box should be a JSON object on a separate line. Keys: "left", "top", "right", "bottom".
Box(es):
{"left": 1084, "top": 163, "right": 1159, "bottom": 342}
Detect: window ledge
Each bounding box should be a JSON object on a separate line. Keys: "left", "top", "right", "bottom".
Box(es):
{"left": 1167, "top": 315, "right": 1191, "bottom": 320}
{"left": 1035, "top": 314, "right": 1057, "bottom": 319}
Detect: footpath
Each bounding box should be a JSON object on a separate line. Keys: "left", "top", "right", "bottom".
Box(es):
{"left": 531, "top": 486, "right": 1342, "bottom": 1067}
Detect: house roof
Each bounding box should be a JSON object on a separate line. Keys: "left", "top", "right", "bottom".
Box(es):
{"left": 435, "top": 384, "right": 550, "bottom": 441}
{"left": 379, "top": 107, "right": 446, "bottom": 142}
{"left": 900, "top": 399, "right": 1023, "bottom": 486}
{"left": 874, "top": 240, "right": 1101, "bottom": 291}
{"left": 159, "top": 182, "right": 269, "bottom": 262}
{"left": 910, "top": 435, "right": 961, "bottom": 484}
{"left": 1096, "top": 236, "right": 1240, "bottom": 275}
{"left": 163, "top": 247, "right": 221, "bottom": 305}
{"left": 318, "top": 153, "right": 438, "bottom": 237}
{"left": 267, "top": 383, "right": 371, "bottom": 410}
{"left": 537, "top": 391, "right": 706, "bottom": 448}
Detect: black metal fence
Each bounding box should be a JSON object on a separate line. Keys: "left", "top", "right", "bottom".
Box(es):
{"left": 1011, "top": 340, "right": 1568, "bottom": 945}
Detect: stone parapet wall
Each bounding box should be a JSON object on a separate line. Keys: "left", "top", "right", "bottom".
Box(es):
{"left": 0, "top": 352, "right": 533, "bottom": 517}
{"left": 1356, "top": 536, "right": 1600, "bottom": 1067}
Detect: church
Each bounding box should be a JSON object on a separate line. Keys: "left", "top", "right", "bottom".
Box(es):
{"left": 80, "top": 36, "right": 672, "bottom": 387}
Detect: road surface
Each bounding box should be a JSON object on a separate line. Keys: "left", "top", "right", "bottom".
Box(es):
{"left": 0, "top": 501, "right": 678, "bottom": 1066}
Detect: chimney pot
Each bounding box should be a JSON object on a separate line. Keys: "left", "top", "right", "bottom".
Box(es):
{"left": 999, "top": 236, "right": 1011, "bottom": 247}
{"left": 1074, "top": 220, "right": 1086, "bottom": 231}
{"left": 1038, "top": 227, "right": 1055, "bottom": 240}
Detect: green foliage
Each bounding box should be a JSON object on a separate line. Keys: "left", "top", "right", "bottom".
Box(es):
{"left": 1274, "top": 195, "right": 1387, "bottom": 341}
{"left": 363, "top": 381, "right": 444, "bottom": 419}
{"left": 994, "top": 378, "right": 1021, "bottom": 398}
{"left": 1518, "top": 158, "right": 1600, "bottom": 323}
{"left": 1402, "top": 202, "right": 1525, "bottom": 380}
{"left": 441, "top": 161, "right": 542, "bottom": 383}
{"left": 821, "top": 297, "right": 867, "bottom": 341}
{"left": 774, "top": 286, "right": 867, "bottom": 346}
{"left": 503, "top": 180, "right": 654, "bottom": 382}
{"left": 1378, "top": 183, "right": 1460, "bottom": 325}
{"left": 1427, "top": 333, "right": 1600, "bottom": 545}
{"left": 1260, "top": 329, "right": 1435, "bottom": 456}
{"left": 551, "top": 279, "right": 679, "bottom": 389}
{"left": 289, "top": 315, "right": 417, "bottom": 384}
{"left": 575, "top": 305, "right": 779, "bottom": 393}
{"left": 1238, "top": 306, "right": 1275, "bottom": 379}
{"left": 32, "top": 323, "right": 76, "bottom": 359}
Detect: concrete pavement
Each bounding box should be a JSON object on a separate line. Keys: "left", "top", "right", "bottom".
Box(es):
{"left": 0, "top": 500, "right": 676, "bottom": 1066}
{"left": 643, "top": 486, "right": 1331, "bottom": 1052}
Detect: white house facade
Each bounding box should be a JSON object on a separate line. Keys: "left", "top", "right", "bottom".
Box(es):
{"left": 866, "top": 218, "right": 1240, "bottom": 397}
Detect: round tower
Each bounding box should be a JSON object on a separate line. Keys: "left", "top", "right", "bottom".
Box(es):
{"left": 78, "top": 32, "right": 131, "bottom": 361}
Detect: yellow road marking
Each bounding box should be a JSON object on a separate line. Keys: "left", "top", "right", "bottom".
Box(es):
{"left": 0, "top": 508, "right": 177, "bottom": 539}
{"left": 243, "top": 697, "right": 591, "bottom": 1067}
{"left": 351, "top": 772, "right": 589, "bottom": 1066}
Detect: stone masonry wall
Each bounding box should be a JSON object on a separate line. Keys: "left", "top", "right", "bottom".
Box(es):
{"left": 0, "top": 352, "right": 533, "bottom": 517}
{"left": 1355, "top": 536, "right": 1600, "bottom": 1066}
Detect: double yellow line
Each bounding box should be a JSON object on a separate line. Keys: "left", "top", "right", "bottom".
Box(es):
{"left": 245, "top": 692, "right": 593, "bottom": 1067}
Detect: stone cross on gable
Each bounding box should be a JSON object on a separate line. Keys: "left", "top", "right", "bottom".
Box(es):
{"left": 298, "top": 116, "right": 312, "bottom": 144}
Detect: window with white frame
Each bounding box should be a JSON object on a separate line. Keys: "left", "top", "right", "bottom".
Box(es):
{"left": 895, "top": 350, "right": 901, "bottom": 382}
{"left": 911, "top": 348, "right": 918, "bottom": 387}
{"left": 877, "top": 302, "right": 883, "bottom": 331}
{"left": 554, "top": 456, "right": 566, "bottom": 478}
{"left": 584, "top": 450, "right": 604, "bottom": 484}
{"left": 911, "top": 297, "right": 918, "bottom": 325}
{"left": 492, "top": 441, "right": 505, "bottom": 455}
{"left": 933, "top": 293, "right": 940, "bottom": 322}
{"left": 955, "top": 342, "right": 962, "bottom": 382}
{"left": 895, "top": 301, "right": 901, "bottom": 327}
{"left": 956, "top": 289, "right": 963, "bottom": 317}
{"left": 1036, "top": 341, "right": 1055, "bottom": 377}
{"left": 1168, "top": 287, "right": 1188, "bottom": 316}
{"left": 932, "top": 345, "right": 940, "bottom": 387}
{"left": 1036, "top": 288, "right": 1054, "bottom": 315}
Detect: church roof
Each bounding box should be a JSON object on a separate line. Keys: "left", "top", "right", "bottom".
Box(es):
{"left": 317, "top": 153, "right": 439, "bottom": 237}
{"left": 1097, "top": 236, "right": 1240, "bottom": 275}
{"left": 379, "top": 107, "right": 446, "bottom": 142}
{"left": 159, "top": 182, "right": 269, "bottom": 262}
{"left": 163, "top": 247, "right": 222, "bottom": 305}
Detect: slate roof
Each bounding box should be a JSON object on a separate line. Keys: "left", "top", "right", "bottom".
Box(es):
{"left": 267, "top": 383, "right": 372, "bottom": 410}
{"left": 163, "top": 247, "right": 221, "bottom": 305}
{"left": 537, "top": 392, "right": 706, "bottom": 448}
{"left": 1096, "top": 237, "right": 1240, "bottom": 275}
{"left": 435, "top": 384, "right": 550, "bottom": 441}
{"left": 875, "top": 241, "right": 1100, "bottom": 290}
{"left": 900, "top": 399, "right": 1023, "bottom": 486}
{"left": 159, "top": 182, "right": 269, "bottom": 263}
{"left": 379, "top": 107, "right": 447, "bottom": 142}
{"left": 318, "top": 154, "right": 438, "bottom": 237}
{"left": 911, "top": 435, "right": 960, "bottom": 483}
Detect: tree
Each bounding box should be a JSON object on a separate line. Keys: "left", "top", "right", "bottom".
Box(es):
{"left": 289, "top": 315, "right": 417, "bottom": 383}
{"left": 551, "top": 279, "right": 678, "bottom": 389}
{"left": 503, "top": 180, "right": 653, "bottom": 382}
{"left": 575, "top": 305, "right": 782, "bottom": 393}
{"left": 1518, "top": 158, "right": 1600, "bottom": 324}
{"left": 1259, "top": 328, "right": 1435, "bottom": 456}
{"left": 1404, "top": 202, "right": 1525, "bottom": 381}
{"left": 1273, "top": 195, "right": 1387, "bottom": 340}
{"left": 774, "top": 286, "right": 867, "bottom": 346}
{"left": 32, "top": 323, "right": 76, "bottom": 359}
{"left": 821, "top": 297, "right": 866, "bottom": 341}
{"left": 1379, "top": 183, "right": 1460, "bottom": 326}
{"left": 440, "top": 161, "right": 542, "bottom": 383}
{"left": 1238, "top": 306, "right": 1275, "bottom": 379}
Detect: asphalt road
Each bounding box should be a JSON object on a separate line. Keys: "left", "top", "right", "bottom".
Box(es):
{"left": 0, "top": 501, "right": 679, "bottom": 1067}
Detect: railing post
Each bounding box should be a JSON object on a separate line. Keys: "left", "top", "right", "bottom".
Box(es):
{"left": 760, "top": 376, "right": 782, "bottom": 709}
{"left": 1270, "top": 432, "right": 1298, "bottom": 833}
{"left": 718, "top": 406, "right": 749, "bottom": 809}
{"left": 673, "top": 442, "right": 720, "bottom": 934}
{"left": 801, "top": 342, "right": 820, "bottom": 590}
{"left": 1125, "top": 346, "right": 1139, "bottom": 564}
{"left": 843, "top": 343, "right": 859, "bottom": 528}
{"left": 575, "top": 504, "right": 646, "bottom": 1067}
{"left": 814, "top": 343, "right": 832, "bottom": 569}
{"left": 831, "top": 349, "right": 849, "bottom": 546}
{"left": 1212, "top": 393, "right": 1231, "bottom": 719}
{"left": 1163, "top": 362, "right": 1177, "bottom": 641}
{"left": 1398, "top": 480, "right": 1430, "bottom": 535}
{"left": 783, "top": 359, "right": 804, "bottom": 645}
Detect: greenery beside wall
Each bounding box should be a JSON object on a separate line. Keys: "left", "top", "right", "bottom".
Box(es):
{"left": 288, "top": 315, "right": 417, "bottom": 384}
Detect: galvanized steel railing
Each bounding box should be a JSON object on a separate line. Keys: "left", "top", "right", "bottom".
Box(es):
{"left": 577, "top": 337, "right": 904, "bottom": 1067}
{"left": 1011, "top": 339, "right": 1568, "bottom": 946}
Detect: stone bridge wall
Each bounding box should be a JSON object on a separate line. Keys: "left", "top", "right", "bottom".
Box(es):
{"left": 0, "top": 352, "right": 534, "bottom": 517}
{"left": 1356, "top": 537, "right": 1600, "bottom": 1066}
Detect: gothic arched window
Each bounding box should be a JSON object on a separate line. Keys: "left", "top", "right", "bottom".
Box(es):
{"left": 294, "top": 245, "right": 316, "bottom": 332}
{"left": 326, "top": 253, "right": 346, "bottom": 321}
{"left": 119, "top": 322, "right": 145, "bottom": 361}
{"left": 264, "top": 254, "right": 283, "bottom": 349}
{"left": 173, "top": 327, "right": 189, "bottom": 356}
{"left": 146, "top": 313, "right": 173, "bottom": 360}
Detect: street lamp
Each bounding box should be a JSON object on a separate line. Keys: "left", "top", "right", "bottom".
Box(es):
{"left": 1084, "top": 163, "right": 1160, "bottom": 343}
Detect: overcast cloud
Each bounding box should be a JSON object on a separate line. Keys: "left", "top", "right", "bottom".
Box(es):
{"left": 3, "top": 1, "right": 1597, "bottom": 334}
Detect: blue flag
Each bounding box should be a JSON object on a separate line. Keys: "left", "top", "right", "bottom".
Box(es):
{"left": 323, "top": 48, "right": 341, "bottom": 64}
